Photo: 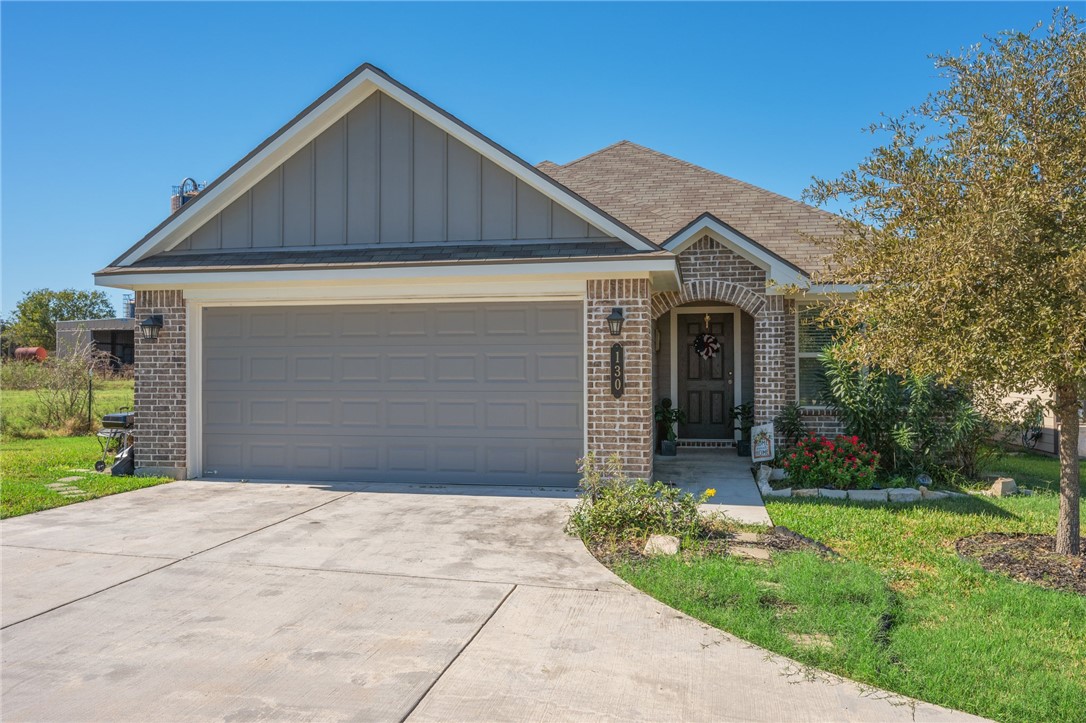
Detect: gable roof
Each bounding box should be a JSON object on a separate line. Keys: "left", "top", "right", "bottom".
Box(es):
{"left": 105, "top": 65, "right": 657, "bottom": 270}
{"left": 537, "top": 140, "right": 842, "bottom": 274}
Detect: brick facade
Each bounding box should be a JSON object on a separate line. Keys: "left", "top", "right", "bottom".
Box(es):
{"left": 753, "top": 295, "right": 789, "bottom": 424}
{"left": 586, "top": 278, "right": 653, "bottom": 479}
{"left": 650, "top": 236, "right": 798, "bottom": 427}
{"left": 134, "top": 290, "right": 187, "bottom": 478}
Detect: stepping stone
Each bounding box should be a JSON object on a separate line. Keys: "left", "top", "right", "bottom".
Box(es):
{"left": 731, "top": 545, "right": 771, "bottom": 561}
{"left": 57, "top": 476, "right": 84, "bottom": 483}
{"left": 732, "top": 532, "right": 762, "bottom": 544}
{"left": 787, "top": 633, "right": 834, "bottom": 650}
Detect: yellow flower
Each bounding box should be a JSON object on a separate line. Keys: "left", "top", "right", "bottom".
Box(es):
{"left": 705, "top": 488, "right": 717, "bottom": 498}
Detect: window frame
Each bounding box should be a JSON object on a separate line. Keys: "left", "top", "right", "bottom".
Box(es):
{"left": 795, "top": 303, "right": 832, "bottom": 410}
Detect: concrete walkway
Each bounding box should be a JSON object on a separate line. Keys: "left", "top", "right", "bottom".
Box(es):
{"left": 1, "top": 480, "right": 983, "bottom": 722}
{"left": 655, "top": 448, "right": 773, "bottom": 525}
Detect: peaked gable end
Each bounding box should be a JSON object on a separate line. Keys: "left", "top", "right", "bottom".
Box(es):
{"left": 169, "top": 92, "right": 609, "bottom": 252}
{"left": 111, "top": 65, "right": 652, "bottom": 267}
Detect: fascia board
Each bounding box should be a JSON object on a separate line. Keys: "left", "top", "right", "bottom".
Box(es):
{"left": 94, "top": 257, "right": 680, "bottom": 290}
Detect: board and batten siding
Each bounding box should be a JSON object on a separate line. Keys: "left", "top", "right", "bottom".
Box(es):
{"left": 171, "top": 91, "right": 608, "bottom": 251}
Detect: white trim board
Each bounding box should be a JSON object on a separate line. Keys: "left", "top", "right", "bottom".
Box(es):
{"left": 96, "top": 258, "right": 680, "bottom": 291}
{"left": 668, "top": 305, "right": 743, "bottom": 442}
{"left": 115, "top": 65, "right": 655, "bottom": 268}
{"left": 664, "top": 215, "right": 808, "bottom": 289}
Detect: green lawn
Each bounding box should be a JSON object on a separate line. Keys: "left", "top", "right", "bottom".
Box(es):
{"left": 1, "top": 379, "right": 135, "bottom": 438}
{"left": 0, "top": 436, "right": 172, "bottom": 519}
{"left": 615, "top": 451, "right": 1086, "bottom": 723}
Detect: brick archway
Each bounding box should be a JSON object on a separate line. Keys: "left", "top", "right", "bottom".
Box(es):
{"left": 651, "top": 280, "right": 766, "bottom": 319}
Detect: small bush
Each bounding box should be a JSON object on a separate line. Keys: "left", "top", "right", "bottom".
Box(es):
{"left": 0, "top": 360, "right": 48, "bottom": 390}
{"left": 566, "top": 452, "right": 715, "bottom": 543}
{"left": 780, "top": 435, "right": 881, "bottom": 490}
{"left": 28, "top": 342, "right": 108, "bottom": 434}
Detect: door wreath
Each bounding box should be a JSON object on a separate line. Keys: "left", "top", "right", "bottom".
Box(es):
{"left": 693, "top": 333, "right": 721, "bottom": 360}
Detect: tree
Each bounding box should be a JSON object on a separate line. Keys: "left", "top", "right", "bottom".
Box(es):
{"left": 806, "top": 8, "right": 1085, "bottom": 555}
{"left": 7, "top": 288, "right": 115, "bottom": 350}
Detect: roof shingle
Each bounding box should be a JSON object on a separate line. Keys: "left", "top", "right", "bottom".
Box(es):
{"left": 539, "top": 141, "right": 841, "bottom": 273}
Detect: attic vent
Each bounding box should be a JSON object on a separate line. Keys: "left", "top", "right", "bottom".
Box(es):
{"left": 170, "top": 177, "right": 206, "bottom": 213}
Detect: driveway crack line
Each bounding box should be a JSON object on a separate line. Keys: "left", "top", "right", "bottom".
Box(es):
{"left": 398, "top": 583, "right": 518, "bottom": 723}
{"left": 186, "top": 557, "right": 631, "bottom": 595}
{"left": 1, "top": 491, "right": 355, "bottom": 631}
{"left": 0, "top": 544, "right": 176, "bottom": 560}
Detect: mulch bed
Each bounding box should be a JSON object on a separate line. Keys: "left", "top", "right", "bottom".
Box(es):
{"left": 956, "top": 533, "right": 1085, "bottom": 596}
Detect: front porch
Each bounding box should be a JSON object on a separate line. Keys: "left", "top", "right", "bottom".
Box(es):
{"left": 654, "top": 448, "right": 772, "bottom": 526}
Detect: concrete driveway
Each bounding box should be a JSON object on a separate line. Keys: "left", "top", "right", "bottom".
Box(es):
{"left": 1, "top": 480, "right": 982, "bottom": 722}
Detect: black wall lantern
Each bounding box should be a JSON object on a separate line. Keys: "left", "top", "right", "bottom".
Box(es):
{"left": 140, "top": 315, "right": 164, "bottom": 342}
{"left": 606, "top": 307, "right": 625, "bottom": 336}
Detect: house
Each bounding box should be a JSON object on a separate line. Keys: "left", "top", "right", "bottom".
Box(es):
{"left": 95, "top": 64, "right": 845, "bottom": 484}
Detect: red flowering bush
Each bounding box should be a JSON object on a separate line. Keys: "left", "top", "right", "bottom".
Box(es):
{"left": 780, "top": 435, "right": 881, "bottom": 490}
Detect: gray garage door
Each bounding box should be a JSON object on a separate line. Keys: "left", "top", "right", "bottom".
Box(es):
{"left": 202, "top": 302, "right": 583, "bottom": 486}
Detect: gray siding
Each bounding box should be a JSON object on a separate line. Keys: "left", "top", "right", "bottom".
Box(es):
{"left": 172, "top": 92, "right": 613, "bottom": 252}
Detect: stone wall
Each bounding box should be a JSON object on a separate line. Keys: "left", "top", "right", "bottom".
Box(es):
{"left": 133, "top": 290, "right": 187, "bottom": 478}
{"left": 586, "top": 278, "right": 653, "bottom": 479}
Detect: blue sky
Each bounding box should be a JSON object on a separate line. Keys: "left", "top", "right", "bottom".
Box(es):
{"left": 1, "top": 1, "right": 1052, "bottom": 315}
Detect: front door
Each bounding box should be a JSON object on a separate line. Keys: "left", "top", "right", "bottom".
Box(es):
{"left": 677, "top": 312, "right": 734, "bottom": 439}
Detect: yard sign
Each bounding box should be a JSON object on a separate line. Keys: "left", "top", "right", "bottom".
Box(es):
{"left": 750, "top": 423, "right": 775, "bottom": 463}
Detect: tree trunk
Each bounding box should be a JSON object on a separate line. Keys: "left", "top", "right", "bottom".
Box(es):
{"left": 1054, "top": 383, "right": 1081, "bottom": 556}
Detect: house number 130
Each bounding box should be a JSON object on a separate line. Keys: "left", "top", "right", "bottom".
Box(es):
{"left": 610, "top": 343, "right": 624, "bottom": 398}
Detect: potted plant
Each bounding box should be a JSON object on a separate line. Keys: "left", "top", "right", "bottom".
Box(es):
{"left": 731, "top": 401, "right": 755, "bottom": 457}
{"left": 654, "top": 398, "right": 686, "bottom": 456}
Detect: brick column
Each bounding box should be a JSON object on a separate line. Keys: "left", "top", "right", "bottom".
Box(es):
{"left": 586, "top": 279, "right": 653, "bottom": 479}
{"left": 753, "top": 294, "right": 788, "bottom": 424}
{"left": 134, "top": 290, "right": 187, "bottom": 478}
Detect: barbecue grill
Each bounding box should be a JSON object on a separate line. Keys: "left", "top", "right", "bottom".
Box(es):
{"left": 96, "top": 410, "right": 134, "bottom": 473}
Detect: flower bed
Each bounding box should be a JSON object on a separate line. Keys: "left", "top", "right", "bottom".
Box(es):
{"left": 779, "top": 435, "right": 880, "bottom": 490}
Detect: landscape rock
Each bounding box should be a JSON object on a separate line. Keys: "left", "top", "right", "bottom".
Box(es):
{"left": 757, "top": 480, "right": 773, "bottom": 495}
{"left": 989, "top": 477, "right": 1018, "bottom": 497}
{"left": 1020, "top": 488, "right": 1034, "bottom": 496}
{"left": 916, "top": 473, "right": 933, "bottom": 488}
{"left": 764, "top": 488, "right": 792, "bottom": 498}
{"left": 921, "top": 488, "right": 950, "bottom": 500}
{"left": 888, "top": 488, "right": 922, "bottom": 503}
{"left": 756, "top": 465, "right": 772, "bottom": 485}
{"left": 816, "top": 488, "right": 846, "bottom": 499}
{"left": 643, "top": 534, "right": 681, "bottom": 557}
{"left": 769, "top": 467, "right": 788, "bottom": 481}
{"left": 792, "top": 488, "right": 819, "bottom": 497}
{"left": 847, "top": 489, "right": 888, "bottom": 502}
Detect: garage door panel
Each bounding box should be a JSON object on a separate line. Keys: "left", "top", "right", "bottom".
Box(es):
{"left": 203, "top": 302, "right": 582, "bottom": 485}
{"left": 203, "top": 396, "right": 581, "bottom": 439}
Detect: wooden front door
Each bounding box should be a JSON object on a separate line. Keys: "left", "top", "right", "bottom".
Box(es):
{"left": 677, "top": 313, "right": 734, "bottom": 439}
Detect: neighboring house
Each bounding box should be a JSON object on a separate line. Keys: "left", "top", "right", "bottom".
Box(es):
{"left": 55, "top": 318, "right": 136, "bottom": 368}
{"left": 95, "top": 64, "right": 845, "bottom": 484}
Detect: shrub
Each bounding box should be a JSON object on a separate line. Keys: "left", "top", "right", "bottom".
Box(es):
{"left": 780, "top": 435, "right": 881, "bottom": 490}
{"left": 819, "top": 347, "right": 993, "bottom": 480}
{"left": 29, "top": 342, "right": 108, "bottom": 434}
{"left": 0, "top": 359, "right": 48, "bottom": 390}
{"left": 774, "top": 401, "right": 808, "bottom": 448}
{"left": 566, "top": 452, "right": 715, "bottom": 542}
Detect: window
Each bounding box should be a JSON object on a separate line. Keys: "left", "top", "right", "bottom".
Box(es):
{"left": 797, "top": 305, "right": 834, "bottom": 406}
